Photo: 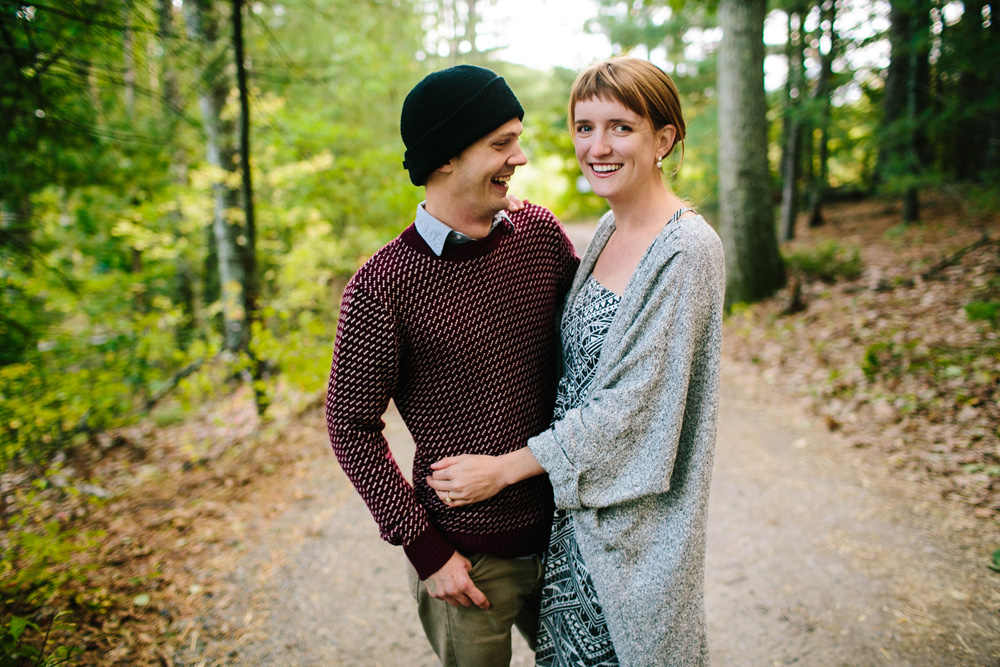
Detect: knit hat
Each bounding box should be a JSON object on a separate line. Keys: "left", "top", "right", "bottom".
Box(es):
{"left": 401, "top": 65, "right": 524, "bottom": 186}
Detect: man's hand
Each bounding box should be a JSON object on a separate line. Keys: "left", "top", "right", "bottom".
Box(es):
{"left": 424, "top": 551, "right": 490, "bottom": 609}
{"left": 427, "top": 454, "right": 508, "bottom": 507}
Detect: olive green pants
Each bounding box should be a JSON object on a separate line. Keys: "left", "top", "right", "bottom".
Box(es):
{"left": 408, "top": 552, "right": 543, "bottom": 667}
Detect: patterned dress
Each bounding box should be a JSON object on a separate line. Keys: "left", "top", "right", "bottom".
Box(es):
{"left": 535, "top": 276, "right": 620, "bottom": 667}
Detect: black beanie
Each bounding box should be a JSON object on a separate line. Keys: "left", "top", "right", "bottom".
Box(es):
{"left": 401, "top": 65, "right": 524, "bottom": 186}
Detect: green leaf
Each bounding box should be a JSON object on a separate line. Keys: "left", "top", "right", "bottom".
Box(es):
{"left": 8, "top": 616, "right": 30, "bottom": 641}
{"left": 990, "top": 549, "right": 1000, "bottom": 573}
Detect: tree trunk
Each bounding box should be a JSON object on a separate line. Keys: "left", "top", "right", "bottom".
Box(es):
{"left": 232, "top": 0, "right": 257, "bottom": 326}
{"left": 880, "top": 0, "right": 931, "bottom": 223}
{"left": 807, "top": 0, "right": 836, "bottom": 228}
{"left": 717, "top": 0, "right": 785, "bottom": 307}
{"left": 988, "top": 9, "right": 1000, "bottom": 174}
{"left": 779, "top": 5, "right": 806, "bottom": 242}
{"left": 157, "top": 0, "right": 181, "bottom": 118}
{"left": 183, "top": 0, "right": 248, "bottom": 353}
{"left": 232, "top": 0, "right": 267, "bottom": 416}
{"left": 465, "top": 0, "right": 479, "bottom": 57}
{"left": 953, "top": 2, "right": 997, "bottom": 180}
{"left": 122, "top": 1, "right": 135, "bottom": 119}
{"left": 157, "top": 0, "right": 197, "bottom": 350}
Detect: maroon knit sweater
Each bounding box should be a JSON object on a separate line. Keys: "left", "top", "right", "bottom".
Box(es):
{"left": 326, "top": 203, "right": 578, "bottom": 580}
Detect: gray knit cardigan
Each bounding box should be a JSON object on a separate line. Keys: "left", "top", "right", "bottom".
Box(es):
{"left": 528, "top": 210, "right": 725, "bottom": 667}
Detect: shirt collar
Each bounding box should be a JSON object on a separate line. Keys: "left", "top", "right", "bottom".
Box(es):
{"left": 414, "top": 203, "right": 514, "bottom": 256}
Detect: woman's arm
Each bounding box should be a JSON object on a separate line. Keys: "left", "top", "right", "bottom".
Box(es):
{"left": 425, "top": 446, "right": 544, "bottom": 507}
{"left": 530, "top": 223, "right": 726, "bottom": 511}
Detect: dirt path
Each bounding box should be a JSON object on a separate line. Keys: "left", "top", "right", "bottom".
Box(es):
{"left": 706, "top": 363, "right": 998, "bottom": 666}
{"left": 180, "top": 355, "right": 999, "bottom": 666}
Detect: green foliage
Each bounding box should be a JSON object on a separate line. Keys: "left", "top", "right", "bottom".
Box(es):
{"left": 991, "top": 548, "right": 1000, "bottom": 573}
{"left": 859, "top": 337, "right": 999, "bottom": 422}
{"left": 861, "top": 340, "right": 898, "bottom": 382}
{"left": 0, "top": 0, "right": 431, "bottom": 465}
{"left": 0, "top": 612, "right": 81, "bottom": 667}
{"left": 784, "top": 241, "right": 863, "bottom": 283}
{"left": 1, "top": 499, "right": 101, "bottom": 609}
{"left": 0, "top": 183, "right": 222, "bottom": 470}
{"left": 965, "top": 301, "right": 1000, "bottom": 326}
{"left": 0, "top": 494, "right": 101, "bottom": 665}
{"left": 964, "top": 178, "right": 1000, "bottom": 215}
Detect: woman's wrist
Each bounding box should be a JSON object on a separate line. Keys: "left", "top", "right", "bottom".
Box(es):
{"left": 499, "top": 447, "right": 544, "bottom": 487}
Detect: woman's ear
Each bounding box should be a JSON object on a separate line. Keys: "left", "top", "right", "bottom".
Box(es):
{"left": 657, "top": 125, "right": 678, "bottom": 159}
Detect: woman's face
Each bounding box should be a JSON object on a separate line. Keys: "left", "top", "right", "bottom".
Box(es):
{"left": 572, "top": 96, "right": 675, "bottom": 204}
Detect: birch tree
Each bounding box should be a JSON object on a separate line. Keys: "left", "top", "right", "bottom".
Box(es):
{"left": 779, "top": 1, "right": 808, "bottom": 241}
{"left": 183, "top": 0, "right": 248, "bottom": 352}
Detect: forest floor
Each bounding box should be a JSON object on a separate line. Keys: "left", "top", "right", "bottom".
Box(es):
{"left": 3, "top": 195, "right": 999, "bottom": 666}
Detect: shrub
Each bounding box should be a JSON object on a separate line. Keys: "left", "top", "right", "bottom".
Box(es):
{"left": 965, "top": 300, "right": 1000, "bottom": 326}
{"left": 784, "top": 241, "right": 863, "bottom": 283}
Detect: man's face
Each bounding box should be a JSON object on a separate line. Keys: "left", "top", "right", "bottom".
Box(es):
{"left": 445, "top": 118, "right": 527, "bottom": 221}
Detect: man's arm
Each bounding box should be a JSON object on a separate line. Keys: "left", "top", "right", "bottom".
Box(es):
{"left": 326, "top": 283, "right": 448, "bottom": 564}
{"left": 327, "top": 278, "right": 489, "bottom": 606}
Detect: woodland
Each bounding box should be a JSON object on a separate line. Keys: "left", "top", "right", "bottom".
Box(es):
{"left": 0, "top": 0, "right": 998, "bottom": 664}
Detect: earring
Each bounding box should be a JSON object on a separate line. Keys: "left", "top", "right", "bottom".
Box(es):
{"left": 656, "top": 157, "right": 663, "bottom": 169}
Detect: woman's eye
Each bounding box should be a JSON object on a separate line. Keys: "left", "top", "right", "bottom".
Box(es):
{"left": 614, "top": 124, "right": 632, "bottom": 133}
{"left": 575, "top": 124, "right": 592, "bottom": 133}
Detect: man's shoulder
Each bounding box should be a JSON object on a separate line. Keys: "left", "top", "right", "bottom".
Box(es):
{"left": 348, "top": 229, "right": 420, "bottom": 284}
{"left": 508, "top": 202, "right": 561, "bottom": 230}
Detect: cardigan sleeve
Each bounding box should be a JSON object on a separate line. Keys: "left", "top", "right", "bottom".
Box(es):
{"left": 528, "top": 225, "right": 724, "bottom": 510}
{"left": 326, "top": 280, "right": 455, "bottom": 578}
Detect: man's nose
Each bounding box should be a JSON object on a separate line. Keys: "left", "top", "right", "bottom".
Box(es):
{"left": 509, "top": 143, "right": 527, "bottom": 166}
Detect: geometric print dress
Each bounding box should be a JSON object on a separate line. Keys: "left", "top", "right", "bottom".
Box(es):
{"left": 535, "top": 275, "right": 621, "bottom": 667}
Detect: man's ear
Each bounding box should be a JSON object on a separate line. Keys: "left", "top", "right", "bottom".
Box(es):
{"left": 436, "top": 160, "right": 454, "bottom": 175}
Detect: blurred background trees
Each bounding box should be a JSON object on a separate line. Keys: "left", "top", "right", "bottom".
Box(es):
{"left": 1, "top": 0, "right": 998, "bottom": 473}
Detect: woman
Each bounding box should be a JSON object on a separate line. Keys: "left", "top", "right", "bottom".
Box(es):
{"left": 427, "top": 58, "right": 725, "bottom": 667}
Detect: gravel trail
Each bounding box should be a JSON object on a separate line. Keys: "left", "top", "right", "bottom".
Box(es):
{"left": 186, "top": 354, "right": 999, "bottom": 666}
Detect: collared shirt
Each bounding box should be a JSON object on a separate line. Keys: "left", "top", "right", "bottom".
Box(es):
{"left": 414, "top": 203, "right": 514, "bottom": 257}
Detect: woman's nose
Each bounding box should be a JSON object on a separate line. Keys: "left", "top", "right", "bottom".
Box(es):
{"left": 590, "top": 133, "right": 611, "bottom": 156}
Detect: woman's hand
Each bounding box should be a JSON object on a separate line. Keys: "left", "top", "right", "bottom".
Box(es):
{"left": 507, "top": 194, "right": 525, "bottom": 212}
{"left": 427, "top": 454, "right": 508, "bottom": 507}
{"left": 427, "top": 448, "right": 546, "bottom": 507}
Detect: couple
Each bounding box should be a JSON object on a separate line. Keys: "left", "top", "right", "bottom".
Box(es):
{"left": 326, "top": 58, "right": 725, "bottom": 667}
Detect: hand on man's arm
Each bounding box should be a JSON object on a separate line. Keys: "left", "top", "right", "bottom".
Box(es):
{"left": 424, "top": 551, "right": 490, "bottom": 609}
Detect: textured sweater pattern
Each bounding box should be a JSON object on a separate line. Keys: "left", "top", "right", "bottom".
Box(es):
{"left": 326, "top": 203, "right": 578, "bottom": 580}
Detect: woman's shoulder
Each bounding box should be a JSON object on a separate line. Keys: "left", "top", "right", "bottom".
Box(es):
{"left": 657, "top": 213, "right": 723, "bottom": 260}
{"left": 670, "top": 212, "right": 721, "bottom": 243}
{"left": 634, "top": 214, "right": 725, "bottom": 296}
{"left": 650, "top": 214, "right": 722, "bottom": 261}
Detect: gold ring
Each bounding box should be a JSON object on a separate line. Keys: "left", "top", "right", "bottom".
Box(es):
{"left": 445, "top": 492, "right": 452, "bottom": 503}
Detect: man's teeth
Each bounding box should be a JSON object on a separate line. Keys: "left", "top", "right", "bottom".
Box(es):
{"left": 592, "top": 164, "right": 622, "bottom": 173}
{"left": 492, "top": 176, "right": 510, "bottom": 185}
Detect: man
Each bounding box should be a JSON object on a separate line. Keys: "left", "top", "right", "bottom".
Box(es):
{"left": 325, "top": 65, "right": 578, "bottom": 666}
